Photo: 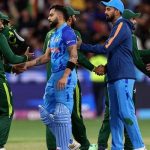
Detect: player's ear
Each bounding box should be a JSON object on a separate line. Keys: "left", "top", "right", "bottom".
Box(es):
{"left": 57, "top": 11, "right": 64, "bottom": 20}
{"left": 67, "top": 16, "right": 72, "bottom": 23}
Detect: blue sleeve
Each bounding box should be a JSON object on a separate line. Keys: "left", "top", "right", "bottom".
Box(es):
{"left": 80, "top": 22, "right": 128, "bottom": 55}
{"left": 62, "top": 29, "right": 77, "bottom": 47}
{"left": 80, "top": 43, "right": 106, "bottom": 54}
{"left": 103, "top": 22, "right": 127, "bottom": 52}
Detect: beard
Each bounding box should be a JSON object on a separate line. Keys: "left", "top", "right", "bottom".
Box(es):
{"left": 106, "top": 14, "right": 115, "bottom": 22}
{"left": 71, "top": 19, "right": 76, "bottom": 29}
{"left": 49, "top": 18, "right": 58, "bottom": 29}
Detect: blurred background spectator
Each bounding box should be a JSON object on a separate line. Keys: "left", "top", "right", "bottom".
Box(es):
{"left": 1, "top": 0, "right": 149, "bottom": 52}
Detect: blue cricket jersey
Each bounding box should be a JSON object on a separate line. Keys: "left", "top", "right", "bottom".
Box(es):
{"left": 49, "top": 23, "right": 77, "bottom": 73}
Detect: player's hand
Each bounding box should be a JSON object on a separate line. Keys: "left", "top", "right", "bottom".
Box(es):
{"left": 24, "top": 47, "right": 35, "bottom": 60}
{"left": 57, "top": 76, "right": 67, "bottom": 90}
{"left": 93, "top": 65, "right": 106, "bottom": 75}
{"left": 77, "top": 36, "right": 82, "bottom": 49}
{"left": 12, "top": 63, "right": 27, "bottom": 74}
{"left": 146, "top": 63, "right": 150, "bottom": 72}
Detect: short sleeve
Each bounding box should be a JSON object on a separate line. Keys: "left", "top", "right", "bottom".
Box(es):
{"left": 62, "top": 28, "right": 77, "bottom": 47}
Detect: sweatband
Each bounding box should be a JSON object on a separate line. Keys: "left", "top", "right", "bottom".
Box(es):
{"left": 66, "top": 61, "right": 76, "bottom": 70}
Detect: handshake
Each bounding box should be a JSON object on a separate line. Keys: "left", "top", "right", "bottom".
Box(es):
{"left": 12, "top": 47, "right": 34, "bottom": 74}
{"left": 93, "top": 65, "right": 107, "bottom": 76}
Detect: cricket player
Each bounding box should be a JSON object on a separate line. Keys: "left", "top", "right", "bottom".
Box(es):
{"left": 97, "top": 9, "right": 142, "bottom": 150}
{"left": 23, "top": 5, "right": 79, "bottom": 150}
{"left": 0, "top": 12, "right": 29, "bottom": 74}
{"left": 97, "top": 8, "right": 150, "bottom": 150}
{"left": 0, "top": 12, "right": 30, "bottom": 150}
{"left": 45, "top": 6, "right": 99, "bottom": 150}
{"left": 78, "top": 0, "right": 146, "bottom": 149}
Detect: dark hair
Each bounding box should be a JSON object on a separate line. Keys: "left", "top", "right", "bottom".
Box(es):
{"left": 49, "top": 5, "right": 69, "bottom": 21}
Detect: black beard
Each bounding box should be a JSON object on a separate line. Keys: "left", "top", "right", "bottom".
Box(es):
{"left": 71, "top": 20, "right": 75, "bottom": 29}
{"left": 106, "top": 15, "right": 115, "bottom": 22}
{"left": 50, "top": 18, "right": 58, "bottom": 28}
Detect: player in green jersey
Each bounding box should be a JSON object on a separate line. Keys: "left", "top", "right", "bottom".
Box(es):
{"left": 0, "top": 11, "right": 29, "bottom": 74}
{"left": 0, "top": 12, "right": 31, "bottom": 150}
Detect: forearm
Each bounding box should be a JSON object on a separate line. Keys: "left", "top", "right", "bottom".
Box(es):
{"left": 68, "top": 45, "right": 78, "bottom": 64}
{"left": 62, "top": 45, "right": 78, "bottom": 78}
{"left": 80, "top": 43, "right": 106, "bottom": 54}
{"left": 26, "top": 54, "right": 50, "bottom": 68}
{"left": 9, "top": 54, "right": 27, "bottom": 64}
{"left": 78, "top": 52, "right": 95, "bottom": 71}
{"left": 62, "top": 68, "right": 72, "bottom": 78}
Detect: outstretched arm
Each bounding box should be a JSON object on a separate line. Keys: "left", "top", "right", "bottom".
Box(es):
{"left": 80, "top": 43, "right": 106, "bottom": 54}
{"left": 77, "top": 36, "right": 106, "bottom": 54}
{"left": 79, "top": 22, "right": 127, "bottom": 55}
{"left": 78, "top": 52, "right": 95, "bottom": 71}
{"left": 25, "top": 48, "right": 50, "bottom": 69}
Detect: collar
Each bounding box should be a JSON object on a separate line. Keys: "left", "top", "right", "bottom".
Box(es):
{"left": 115, "top": 16, "right": 122, "bottom": 23}
{"left": 55, "top": 22, "right": 67, "bottom": 32}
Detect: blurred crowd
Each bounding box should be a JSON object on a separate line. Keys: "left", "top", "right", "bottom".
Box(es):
{"left": 0, "top": 0, "right": 149, "bottom": 52}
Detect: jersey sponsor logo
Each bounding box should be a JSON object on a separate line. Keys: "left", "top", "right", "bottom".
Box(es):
{"left": 66, "top": 40, "right": 76, "bottom": 45}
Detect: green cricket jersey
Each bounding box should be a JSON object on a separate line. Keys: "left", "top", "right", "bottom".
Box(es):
{"left": 1, "top": 25, "right": 28, "bottom": 74}
{"left": 0, "top": 32, "right": 27, "bottom": 79}
{"left": 2, "top": 25, "right": 27, "bottom": 55}
{"left": 132, "top": 34, "right": 150, "bottom": 77}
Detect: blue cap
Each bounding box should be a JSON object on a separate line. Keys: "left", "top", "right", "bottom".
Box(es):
{"left": 101, "top": 0, "right": 124, "bottom": 14}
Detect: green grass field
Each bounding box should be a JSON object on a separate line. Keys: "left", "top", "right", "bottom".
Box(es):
{"left": 6, "top": 119, "right": 150, "bottom": 150}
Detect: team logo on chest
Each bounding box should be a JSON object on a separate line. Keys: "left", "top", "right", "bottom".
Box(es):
{"left": 50, "top": 35, "right": 61, "bottom": 53}
{"left": 50, "top": 47, "right": 60, "bottom": 53}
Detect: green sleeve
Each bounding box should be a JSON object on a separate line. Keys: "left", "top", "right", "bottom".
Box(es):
{"left": 139, "top": 50, "right": 150, "bottom": 55}
{"left": 132, "top": 35, "right": 145, "bottom": 68}
{"left": 74, "top": 30, "right": 95, "bottom": 71}
{"left": 0, "top": 34, "right": 27, "bottom": 64}
{"left": 42, "top": 33, "right": 49, "bottom": 54}
{"left": 42, "top": 30, "right": 55, "bottom": 80}
{"left": 132, "top": 34, "right": 150, "bottom": 64}
{"left": 78, "top": 52, "right": 95, "bottom": 71}
{"left": 42, "top": 29, "right": 55, "bottom": 54}
{"left": 4, "top": 64, "right": 12, "bottom": 73}
{"left": 74, "top": 30, "right": 81, "bottom": 38}
{"left": 138, "top": 50, "right": 150, "bottom": 64}
{"left": 132, "top": 35, "right": 150, "bottom": 77}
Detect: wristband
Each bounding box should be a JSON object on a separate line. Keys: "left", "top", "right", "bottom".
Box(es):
{"left": 66, "top": 61, "right": 76, "bottom": 70}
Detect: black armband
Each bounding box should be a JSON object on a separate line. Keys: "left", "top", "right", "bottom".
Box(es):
{"left": 66, "top": 61, "right": 76, "bottom": 70}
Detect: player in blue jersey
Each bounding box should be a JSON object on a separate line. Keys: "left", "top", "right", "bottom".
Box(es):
{"left": 23, "top": 5, "right": 80, "bottom": 150}
{"left": 78, "top": 0, "right": 146, "bottom": 149}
